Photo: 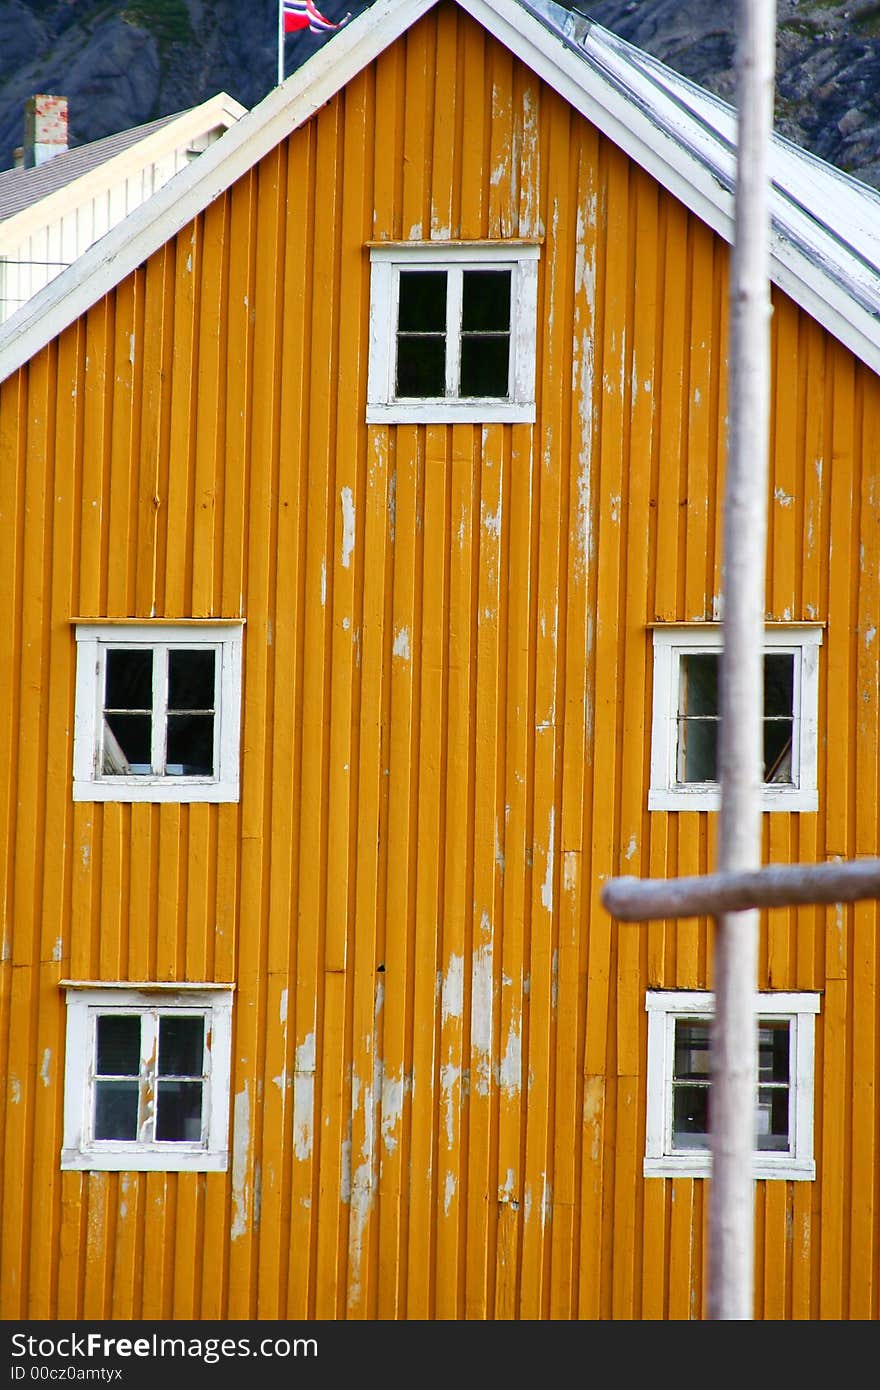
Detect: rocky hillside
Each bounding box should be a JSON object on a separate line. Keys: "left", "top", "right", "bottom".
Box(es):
{"left": 2, "top": 0, "right": 879, "bottom": 190}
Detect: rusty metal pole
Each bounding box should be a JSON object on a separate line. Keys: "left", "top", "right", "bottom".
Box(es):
{"left": 708, "top": 0, "right": 777, "bottom": 1320}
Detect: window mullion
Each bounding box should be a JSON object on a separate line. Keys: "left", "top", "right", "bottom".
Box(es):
{"left": 140, "top": 1011, "right": 159, "bottom": 1144}
{"left": 153, "top": 648, "right": 168, "bottom": 776}
{"left": 446, "top": 269, "right": 462, "bottom": 397}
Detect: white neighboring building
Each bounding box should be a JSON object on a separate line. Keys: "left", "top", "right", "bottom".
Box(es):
{"left": 0, "top": 91, "right": 246, "bottom": 325}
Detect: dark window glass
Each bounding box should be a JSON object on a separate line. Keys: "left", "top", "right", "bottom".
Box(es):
{"left": 461, "top": 270, "right": 510, "bottom": 331}
{"left": 671, "top": 1018, "right": 711, "bottom": 1148}
{"left": 677, "top": 653, "right": 719, "bottom": 783}
{"left": 168, "top": 649, "right": 215, "bottom": 711}
{"left": 96, "top": 1015, "right": 140, "bottom": 1076}
{"left": 158, "top": 1016, "right": 204, "bottom": 1077}
{"left": 398, "top": 270, "right": 447, "bottom": 331}
{"left": 460, "top": 338, "right": 510, "bottom": 397}
{"left": 105, "top": 649, "right": 152, "bottom": 710}
{"left": 763, "top": 653, "right": 794, "bottom": 782}
{"left": 755, "top": 1020, "right": 790, "bottom": 1150}
{"left": 396, "top": 338, "right": 446, "bottom": 397}
{"left": 166, "top": 715, "right": 214, "bottom": 776}
{"left": 396, "top": 271, "right": 447, "bottom": 398}
{"left": 155, "top": 1081, "right": 203, "bottom": 1141}
{"left": 94, "top": 1081, "right": 139, "bottom": 1140}
{"left": 104, "top": 713, "right": 152, "bottom": 772}
{"left": 460, "top": 270, "right": 510, "bottom": 397}
{"left": 677, "top": 650, "right": 796, "bottom": 785}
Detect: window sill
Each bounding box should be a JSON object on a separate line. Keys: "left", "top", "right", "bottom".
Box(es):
{"left": 366, "top": 400, "right": 535, "bottom": 425}
{"left": 648, "top": 787, "right": 819, "bottom": 813}
{"left": 73, "top": 779, "right": 240, "bottom": 804}
{"left": 644, "top": 1155, "right": 816, "bottom": 1181}
{"left": 61, "top": 1147, "right": 228, "bottom": 1173}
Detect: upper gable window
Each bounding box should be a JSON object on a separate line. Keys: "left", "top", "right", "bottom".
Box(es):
{"left": 73, "top": 622, "right": 243, "bottom": 803}
{"left": 366, "top": 242, "right": 539, "bottom": 424}
{"left": 648, "top": 624, "right": 822, "bottom": 812}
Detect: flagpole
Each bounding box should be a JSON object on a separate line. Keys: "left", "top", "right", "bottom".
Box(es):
{"left": 278, "top": 0, "right": 285, "bottom": 84}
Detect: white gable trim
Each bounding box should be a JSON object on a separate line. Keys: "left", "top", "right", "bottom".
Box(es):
{"left": 0, "top": 0, "right": 878, "bottom": 383}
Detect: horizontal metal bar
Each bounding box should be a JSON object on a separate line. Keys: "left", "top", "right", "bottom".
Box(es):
{"left": 602, "top": 857, "right": 880, "bottom": 921}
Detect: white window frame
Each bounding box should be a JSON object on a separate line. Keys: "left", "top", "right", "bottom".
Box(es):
{"left": 73, "top": 621, "right": 243, "bottom": 803}
{"left": 61, "top": 983, "right": 234, "bottom": 1172}
{"left": 644, "top": 990, "right": 820, "bottom": 1180}
{"left": 648, "top": 624, "right": 822, "bottom": 812}
{"left": 366, "top": 241, "right": 539, "bottom": 424}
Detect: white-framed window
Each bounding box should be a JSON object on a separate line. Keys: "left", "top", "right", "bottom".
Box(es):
{"left": 648, "top": 624, "right": 822, "bottom": 812}
{"left": 366, "top": 241, "right": 539, "bottom": 423}
{"left": 61, "top": 983, "right": 234, "bottom": 1172}
{"left": 73, "top": 622, "right": 243, "bottom": 802}
{"left": 644, "top": 990, "right": 820, "bottom": 1180}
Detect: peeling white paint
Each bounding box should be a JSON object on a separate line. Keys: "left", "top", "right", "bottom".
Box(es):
{"left": 279, "top": 988, "right": 288, "bottom": 1025}
{"left": 80, "top": 843, "right": 90, "bottom": 867}
{"left": 439, "top": 1061, "right": 460, "bottom": 1147}
{"left": 342, "top": 616, "right": 350, "bottom": 631}
{"left": 471, "top": 936, "right": 494, "bottom": 1096}
{"left": 52, "top": 937, "right": 62, "bottom": 962}
{"left": 10, "top": 1077, "right": 20, "bottom": 1104}
{"left": 442, "top": 954, "right": 464, "bottom": 1023}
{"left": 39, "top": 1048, "right": 51, "bottom": 1088}
{"left": 444, "top": 1170, "right": 456, "bottom": 1215}
{"left": 541, "top": 806, "right": 555, "bottom": 914}
{"left": 230, "top": 1083, "right": 250, "bottom": 1239}
{"left": 866, "top": 625, "right": 877, "bottom": 646}
{"left": 609, "top": 493, "right": 621, "bottom": 524}
{"left": 498, "top": 1019, "right": 522, "bottom": 1096}
{"left": 320, "top": 557, "right": 327, "bottom": 607}
{"left": 388, "top": 467, "right": 396, "bottom": 543}
{"left": 380, "top": 1069, "right": 408, "bottom": 1154}
{"left": 293, "top": 1032, "right": 316, "bottom": 1161}
{"left": 483, "top": 500, "right": 502, "bottom": 538}
{"left": 393, "top": 626, "right": 411, "bottom": 660}
{"left": 129, "top": 334, "right": 135, "bottom": 365}
{"left": 624, "top": 834, "right": 638, "bottom": 862}
{"left": 774, "top": 487, "right": 794, "bottom": 508}
{"left": 340, "top": 487, "right": 355, "bottom": 569}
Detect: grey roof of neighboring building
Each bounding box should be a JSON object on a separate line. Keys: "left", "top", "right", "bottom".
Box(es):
{"left": 0, "top": 112, "right": 184, "bottom": 222}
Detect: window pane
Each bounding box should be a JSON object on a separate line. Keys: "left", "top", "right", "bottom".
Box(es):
{"left": 756, "top": 1086, "right": 790, "bottom": 1150}
{"left": 764, "top": 653, "right": 794, "bottom": 716}
{"left": 166, "top": 714, "right": 214, "bottom": 776}
{"left": 105, "top": 648, "right": 152, "bottom": 710}
{"left": 674, "top": 1019, "right": 711, "bottom": 1079}
{"left": 461, "top": 269, "right": 511, "bottom": 331}
{"left": 95, "top": 1015, "right": 140, "bottom": 1076}
{"left": 94, "top": 1080, "right": 139, "bottom": 1140}
{"left": 396, "top": 336, "right": 445, "bottom": 396}
{"left": 460, "top": 336, "right": 510, "bottom": 397}
{"left": 158, "top": 1016, "right": 204, "bottom": 1077}
{"left": 679, "top": 719, "right": 718, "bottom": 782}
{"left": 398, "top": 270, "right": 447, "bottom": 331}
{"left": 764, "top": 721, "right": 793, "bottom": 782}
{"left": 104, "top": 713, "right": 152, "bottom": 772}
{"left": 155, "top": 1081, "right": 204, "bottom": 1141}
{"left": 758, "top": 1020, "right": 790, "bottom": 1083}
{"left": 682, "top": 653, "right": 718, "bottom": 715}
{"left": 672, "top": 1084, "right": 710, "bottom": 1147}
{"left": 168, "top": 649, "right": 215, "bottom": 711}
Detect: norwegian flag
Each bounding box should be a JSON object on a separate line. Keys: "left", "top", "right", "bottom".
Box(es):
{"left": 282, "top": 0, "right": 348, "bottom": 33}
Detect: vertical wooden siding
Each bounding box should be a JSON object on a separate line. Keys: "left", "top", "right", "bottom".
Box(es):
{"left": 0, "top": 6, "right": 878, "bottom": 1319}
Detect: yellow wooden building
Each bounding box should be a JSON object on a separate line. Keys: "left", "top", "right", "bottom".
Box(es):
{"left": 0, "top": 0, "right": 878, "bottom": 1321}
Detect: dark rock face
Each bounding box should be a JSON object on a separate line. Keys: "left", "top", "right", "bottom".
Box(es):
{"left": 585, "top": 0, "right": 880, "bottom": 189}
{"left": 1, "top": 0, "right": 879, "bottom": 192}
